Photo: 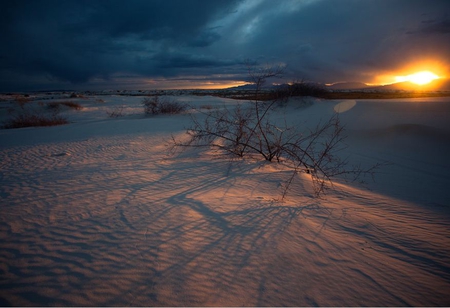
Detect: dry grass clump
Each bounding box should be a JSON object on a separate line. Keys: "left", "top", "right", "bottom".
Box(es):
{"left": 2, "top": 98, "right": 69, "bottom": 129}
{"left": 69, "top": 92, "right": 86, "bottom": 99}
{"left": 47, "top": 101, "right": 83, "bottom": 110}
{"left": 3, "top": 113, "right": 68, "bottom": 129}
{"left": 12, "top": 95, "right": 31, "bottom": 107}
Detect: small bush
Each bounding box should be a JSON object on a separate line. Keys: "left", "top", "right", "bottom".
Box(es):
{"left": 3, "top": 102, "right": 68, "bottom": 129}
{"left": 142, "top": 96, "right": 187, "bottom": 115}
{"left": 61, "top": 101, "right": 83, "bottom": 110}
{"left": 69, "top": 92, "right": 86, "bottom": 99}
{"left": 3, "top": 113, "right": 68, "bottom": 129}
{"left": 13, "top": 95, "right": 31, "bottom": 108}
{"left": 107, "top": 105, "right": 125, "bottom": 118}
{"left": 47, "top": 101, "right": 83, "bottom": 110}
{"left": 200, "top": 104, "right": 214, "bottom": 110}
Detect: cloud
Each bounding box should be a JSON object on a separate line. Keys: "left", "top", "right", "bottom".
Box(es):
{"left": 1, "top": 0, "right": 450, "bottom": 91}
{"left": 189, "top": 29, "right": 222, "bottom": 47}
{"left": 0, "top": 0, "right": 239, "bottom": 86}
{"left": 408, "top": 19, "right": 450, "bottom": 34}
{"left": 134, "top": 51, "right": 243, "bottom": 79}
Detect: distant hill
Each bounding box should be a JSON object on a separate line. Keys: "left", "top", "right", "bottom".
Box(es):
{"left": 367, "top": 81, "right": 417, "bottom": 91}
{"left": 326, "top": 78, "right": 450, "bottom": 92}
{"left": 227, "top": 82, "right": 325, "bottom": 91}
{"left": 226, "top": 83, "right": 257, "bottom": 90}
{"left": 228, "top": 78, "right": 450, "bottom": 92}
{"left": 367, "top": 78, "right": 450, "bottom": 91}
{"left": 327, "top": 82, "right": 371, "bottom": 90}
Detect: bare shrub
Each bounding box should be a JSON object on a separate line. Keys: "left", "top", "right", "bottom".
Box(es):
{"left": 46, "top": 102, "right": 62, "bottom": 111}
{"left": 13, "top": 95, "right": 31, "bottom": 108}
{"left": 69, "top": 92, "right": 85, "bottom": 98}
{"left": 47, "top": 101, "right": 83, "bottom": 110}
{"left": 142, "top": 96, "right": 187, "bottom": 115}
{"left": 61, "top": 101, "right": 83, "bottom": 110}
{"left": 174, "top": 65, "right": 380, "bottom": 198}
{"left": 107, "top": 105, "right": 125, "bottom": 118}
{"left": 3, "top": 114, "right": 68, "bottom": 129}
{"left": 200, "top": 104, "right": 214, "bottom": 110}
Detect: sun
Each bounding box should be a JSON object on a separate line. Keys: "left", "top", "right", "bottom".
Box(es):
{"left": 395, "top": 71, "right": 439, "bottom": 85}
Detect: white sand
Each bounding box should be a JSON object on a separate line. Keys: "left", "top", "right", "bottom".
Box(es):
{"left": 0, "top": 94, "right": 449, "bottom": 306}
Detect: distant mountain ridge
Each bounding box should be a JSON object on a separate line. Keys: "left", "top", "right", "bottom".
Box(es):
{"left": 227, "top": 78, "right": 450, "bottom": 92}
{"left": 327, "top": 82, "right": 369, "bottom": 90}
{"left": 327, "top": 78, "right": 450, "bottom": 91}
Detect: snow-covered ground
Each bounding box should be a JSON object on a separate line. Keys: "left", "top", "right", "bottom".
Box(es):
{"left": 0, "top": 94, "right": 449, "bottom": 306}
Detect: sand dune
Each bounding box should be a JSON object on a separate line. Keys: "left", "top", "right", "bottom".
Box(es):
{"left": 1, "top": 94, "right": 449, "bottom": 306}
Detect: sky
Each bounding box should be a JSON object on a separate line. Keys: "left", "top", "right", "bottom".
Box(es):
{"left": 1, "top": 0, "right": 449, "bottom": 91}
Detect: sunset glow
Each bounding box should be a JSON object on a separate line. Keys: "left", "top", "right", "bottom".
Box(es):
{"left": 395, "top": 71, "right": 440, "bottom": 85}
{"left": 374, "top": 61, "right": 447, "bottom": 87}
{"left": 2, "top": 1, "right": 450, "bottom": 92}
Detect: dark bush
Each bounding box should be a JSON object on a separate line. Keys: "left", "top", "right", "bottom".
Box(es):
{"left": 174, "top": 65, "right": 380, "bottom": 198}
{"left": 142, "top": 96, "right": 187, "bottom": 115}
{"left": 3, "top": 114, "right": 68, "bottom": 129}
{"left": 106, "top": 105, "right": 125, "bottom": 118}
{"left": 271, "top": 82, "right": 329, "bottom": 99}
{"left": 47, "top": 101, "right": 83, "bottom": 110}
{"left": 3, "top": 100, "right": 69, "bottom": 129}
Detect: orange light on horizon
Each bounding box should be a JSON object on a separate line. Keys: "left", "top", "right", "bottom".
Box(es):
{"left": 373, "top": 60, "right": 448, "bottom": 87}
{"left": 196, "top": 81, "right": 250, "bottom": 90}
{"left": 395, "top": 71, "right": 439, "bottom": 85}
{"left": 143, "top": 78, "right": 249, "bottom": 90}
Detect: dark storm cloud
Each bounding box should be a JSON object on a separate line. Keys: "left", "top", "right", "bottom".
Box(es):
{"left": 136, "top": 51, "right": 243, "bottom": 78}
{"left": 408, "top": 19, "right": 450, "bottom": 34}
{"left": 1, "top": 0, "right": 449, "bottom": 91}
{"left": 189, "top": 29, "right": 222, "bottom": 47}
{"left": 0, "top": 0, "right": 239, "bottom": 87}
{"left": 153, "top": 52, "right": 234, "bottom": 69}
{"left": 212, "top": 0, "right": 450, "bottom": 83}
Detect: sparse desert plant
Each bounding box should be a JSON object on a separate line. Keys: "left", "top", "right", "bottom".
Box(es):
{"left": 47, "top": 102, "right": 59, "bottom": 110}
{"left": 3, "top": 100, "right": 68, "bottom": 129}
{"left": 174, "top": 65, "right": 380, "bottom": 198}
{"left": 61, "top": 101, "right": 83, "bottom": 110}
{"left": 47, "top": 101, "right": 83, "bottom": 111}
{"left": 13, "top": 95, "right": 31, "bottom": 108}
{"left": 142, "top": 96, "right": 187, "bottom": 115}
{"left": 200, "top": 104, "right": 214, "bottom": 110}
{"left": 3, "top": 114, "right": 68, "bottom": 129}
{"left": 69, "top": 92, "right": 86, "bottom": 99}
{"left": 107, "top": 105, "right": 125, "bottom": 118}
